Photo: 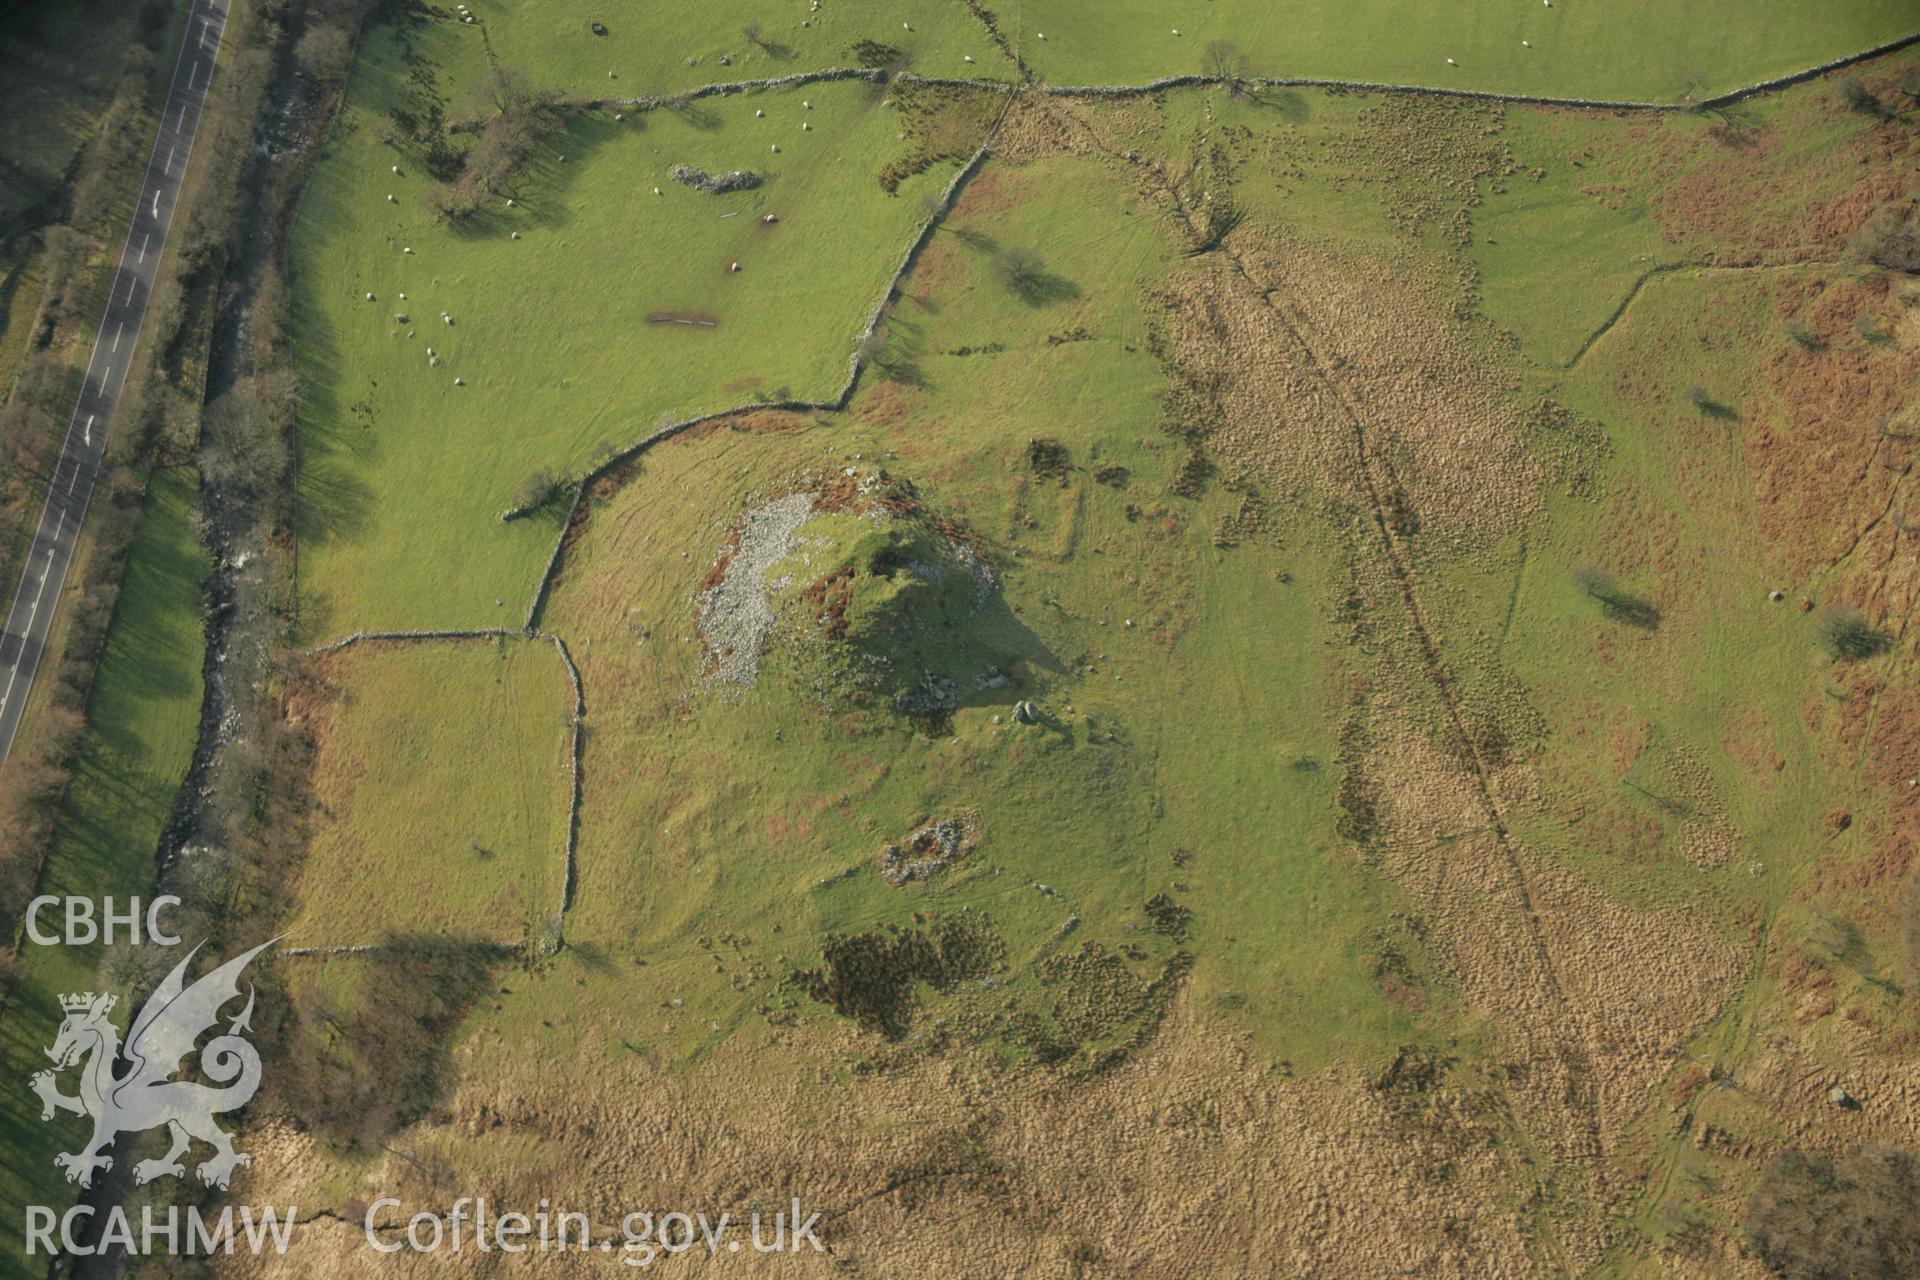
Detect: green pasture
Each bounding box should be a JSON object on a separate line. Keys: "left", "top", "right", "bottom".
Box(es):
{"left": 0, "top": 469, "right": 207, "bottom": 1276}
{"left": 469, "top": 0, "right": 1013, "bottom": 98}
{"left": 293, "top": 12, "right": 978, "bottom": 636}
{"left": 1003, "top": 0, "right": 1914, "bottom": 101}
{"left": 0, "top": 0, "right": 145, "bottom": 227}
{"left": 535, "top": 152, "right": 1458, "bottom": 1077}
{"left": 286, "top": 637, "right": 573, "bottom": 947}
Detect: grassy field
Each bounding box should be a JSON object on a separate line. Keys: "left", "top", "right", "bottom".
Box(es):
{"left": 286, "top": 636, "right": 574, "bottom": 948}
{"left": 0, "top": 0, "right": 148, "bottom": 230}
{"left": 468, "top": 0, "right": 1014, "bottom": 97}
{"left": 1004, "top": 0, "right": 1915, "bottom": 100}
{"left": 258, "top": 23, "right": 1920, "bottom": 1273}
{"left": 523, "top": 149, "right": 1459, "bottom": 1080}
{"left": 0, "top": 469, "right": 207, "bottom": 1275}
{"left": 292, "top": 8, "right": 990, "bottom": 637}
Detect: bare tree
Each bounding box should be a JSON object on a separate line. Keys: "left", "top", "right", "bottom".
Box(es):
{"left": 990, "top": 246, "right": 1048, "bottom": 301}
{"left": 1202, "top": 40, "right": 1251, "bottom": 96}
{"left": 1815, "top": 604, "right": 1889, "bottom": 660}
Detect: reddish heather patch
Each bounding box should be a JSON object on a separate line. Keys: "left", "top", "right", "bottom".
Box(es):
{"left": 948, "top": 163, "right": 1012, "bottom": 218}
{"left": 1751, "top": 274, "right": 1919, "bottom": 574}
{"left": 1721, "top": 704, "right": 1787, "bottom": 781}
{"left": 800, "top": 565, "right": 855, "bottom": 639}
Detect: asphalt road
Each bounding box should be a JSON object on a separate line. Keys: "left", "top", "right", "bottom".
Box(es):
{"left": 0, "top": 0, "right": 232, "bottom": 766}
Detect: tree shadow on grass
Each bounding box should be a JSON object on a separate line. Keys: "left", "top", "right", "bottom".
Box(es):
{"left": 1248, "top": 88, "right": 1310, "bottom": 122}
{"left": 270, "top": 933, "right": 505, "bottom": 1150}
{"left": 1684, "top": 384, "right": 1740, "bottom": 421}
{"left": 1573, "top": 565, "right": 1662, "bottom": 630}
{"left": 1008, "top": 268, "right": 1080, "bottom": 307}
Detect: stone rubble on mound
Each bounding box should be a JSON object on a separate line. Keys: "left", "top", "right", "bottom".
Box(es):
{"left": 693, "top": 468, "right": 1001, "bottom": 711}
{"left": 669, "top": 164, "right": 763, "bottom": 194}
{"left": 878, "top": 812, "right": 981, "bottom": 885}
{"left": 694, "top": 491, "right": 815, "bottom": 686}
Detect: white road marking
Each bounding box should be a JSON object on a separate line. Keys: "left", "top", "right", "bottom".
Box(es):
{"left": 111, "top": 323, "right": 123, "bottom": 353}
{"left": 0, "top": 0, "right": 232, "bottom": 764}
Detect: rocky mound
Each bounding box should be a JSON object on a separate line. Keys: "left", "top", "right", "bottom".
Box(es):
{"left": 695, "top": 468, "right": 1006, "bottom": 717}
{"left": 669, "top": 164, "right": 761, "bottom": 194}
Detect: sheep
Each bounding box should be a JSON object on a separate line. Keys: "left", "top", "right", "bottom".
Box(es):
{"left": 730, "top": 261, "right": 741, "bottom": 272}
{"left": 963, "top": 55, "right": 974, "bottom": 63}
{"left": 399, "top": 292, "right": 407, "bottom": 300}
{"left": 391, "top": 164, "right": 401, "bottom": 174}
{"left": 802, "top": 121, "right": 811, "bottom": 131}
{"left": 388, "top": 193, "right": 397, "bottom": 202}
{"left": 395, "top": 313, "right": 409, "bottom": 323}
{"left": 454, "top": 377, "right": 465, "bottom": 386}
{"left": 1171, "top": 28, "right": 1180, "bottom": 36}
{"left": 653, "top": 186, "right": 662, "bottom": 195}
{"left": 802, "top": 100, "right": 811, "bottom": 109}
{"left": 1446, "top": 58, "right": 1457, "bottom": 65}
{"left": 402, "top": 246, "right": 414, "bottom": 254}
{"left": 770, "top": 143, "right": 780, "bottom": 153}
{"left": 755, "top": 108, "right": 764, "bottom": 117}
{"left": 1037, "top": 32, "right": 1046, "bottom": 40}
{"left": 1523, "top": 39, "right": 1532, "bottom": 47}
{"left": 511, "top": 231, "right": 521, "bottom": 240}
{"left": 366, "top": 292, "right": 376, "bottom": 301}
{"left": 506, "top": 197, "right": 516, "bottom": 206}
{"left": 442, "top": 312, "right": 453, "bottom": 324}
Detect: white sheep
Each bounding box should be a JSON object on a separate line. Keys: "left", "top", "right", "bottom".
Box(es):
{"left": 755, "top": 108, "right": 764, "bottom": 117}
{"left": 730, "top": 261, "right": 741, "bottom": 272}
{"left": 366, "top": 292, "right": 375, "bottom": 300}
{"left": 1446, "top": 58, "right": 1457, "bottom": 65}
{"left": 391, "top": 164, "right": 400, "bottom": 174}
{"left": 770, "top": 143, "right": 780, "bottom": 152}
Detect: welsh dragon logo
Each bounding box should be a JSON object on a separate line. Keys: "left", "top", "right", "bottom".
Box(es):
{"left": 30, "top": 940, "right": 274, "bottom": 1190}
